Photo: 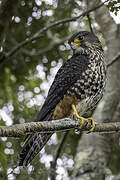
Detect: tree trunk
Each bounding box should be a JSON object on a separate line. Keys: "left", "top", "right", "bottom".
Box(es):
{"left": 72, "top": 1, "right": 120, "bottom": 179}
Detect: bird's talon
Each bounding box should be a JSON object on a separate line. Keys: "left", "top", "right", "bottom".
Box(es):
{"left": 89, "top": 121, "right": 97, "bottom": 132}
{"left": 84, "top": 121, "right": 88, "bottom": 127}
{"left": 87, "top": 117, "right": 93, "bottom": 124}
{"left": 85, "top": 117, "right": 96, "bottom": 132}
{"left": 72, "top": 104, "right": 96, "bottom": 132}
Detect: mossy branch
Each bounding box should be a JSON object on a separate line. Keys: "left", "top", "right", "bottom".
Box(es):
{"left": 0, "top": 118, "right": 120, "bottom": 137}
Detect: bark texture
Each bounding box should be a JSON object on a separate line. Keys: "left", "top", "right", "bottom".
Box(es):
{"left": 1, "top": 119, "right": 120, "bottom": 137}
{"left": 72, "top": 1, "right": 120, "bottom": 179}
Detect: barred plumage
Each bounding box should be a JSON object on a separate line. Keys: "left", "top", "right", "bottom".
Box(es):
{"left": 19, "top": 31, "right": 107, "bottom": 166}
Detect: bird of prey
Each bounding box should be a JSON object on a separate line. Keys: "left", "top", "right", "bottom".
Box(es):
{"left": 19, "top": 31, "right": 107, "bottom": 166}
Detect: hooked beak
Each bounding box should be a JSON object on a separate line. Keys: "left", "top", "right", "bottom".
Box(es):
{"left": 70, "top": 44, "right": 76, "bottom": 50}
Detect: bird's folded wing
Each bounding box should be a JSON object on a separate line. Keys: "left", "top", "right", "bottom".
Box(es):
{"left": 35, "top": 54, "right": 89, "bottom": 122}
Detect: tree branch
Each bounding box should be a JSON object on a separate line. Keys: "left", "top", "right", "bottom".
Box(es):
{"left": 21, "top": 36, "right": 68, "bottom": 56}
{"left": 0, "top": 118, "right": 120, "bottom": 137}
{"left": 107, "top": 52, "right": 120, "bottom": 67}
{"left": 51, "top": 132, "right": 68, "bottom": 180}
{"left": 86, "top": 0, "right": 94, "bottom": 33}
{"left": 87, "top": 14, "right": 94, "bottom": 33}
{"left": 0, "top": 0, "right": 108, "bottom": 63}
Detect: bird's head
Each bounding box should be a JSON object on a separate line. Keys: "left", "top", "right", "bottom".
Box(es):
{"left": 68, "top": 31, "right": 103, "bottom": 54}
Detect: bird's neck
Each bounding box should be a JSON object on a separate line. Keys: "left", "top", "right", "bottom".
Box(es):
{"left": 74, "top": 46, "right": 104, "bottom": 62}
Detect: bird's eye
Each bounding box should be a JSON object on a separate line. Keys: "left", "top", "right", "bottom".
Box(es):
{"left": 78, "top": 35, "right": 84, "bottom": 41}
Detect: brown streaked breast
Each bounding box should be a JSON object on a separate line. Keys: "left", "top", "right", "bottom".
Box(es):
{"left": 51, "top": 95, "right": 79, "bottom": 120}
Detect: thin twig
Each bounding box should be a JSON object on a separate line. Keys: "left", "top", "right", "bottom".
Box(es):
{"left": 54, "top": 132, "right": 68, "bottom": 165}
{"left": 51, "top": 132, "right": 68, "bottom": 180}
{"left": 87, "top": 14, "right": 94, "bottom": 33}
{"left": 0, "top": 0, "right": 108, "bottom": 63}
{"left": 107, "top": 52, "right": 120, "bottom": 67}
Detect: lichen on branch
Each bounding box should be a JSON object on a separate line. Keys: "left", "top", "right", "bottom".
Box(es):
{"left": 0, "top": 118, "right": 120, "bottom": 137}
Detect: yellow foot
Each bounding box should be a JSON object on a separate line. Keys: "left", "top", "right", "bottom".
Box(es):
{"left": 87, "top": 117, "right": 96, "bottom": 132}
{"left": 72, "top": 104, "right": 96, "bottom": 132}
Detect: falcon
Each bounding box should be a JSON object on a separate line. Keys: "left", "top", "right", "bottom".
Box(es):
{"left": 19, "top": 31, "right": 107, "bottom": 166}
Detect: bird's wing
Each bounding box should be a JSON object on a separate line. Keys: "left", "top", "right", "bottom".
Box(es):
{"left": 19, "top": 54, "right": 89, "bottom": 166}
{"left": 36, "top": 53, "right": 89, "bottom": 122}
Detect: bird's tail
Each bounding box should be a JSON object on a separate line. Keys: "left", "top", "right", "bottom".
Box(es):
{"left": 19, "top": 133, "right": 52, "bottom": 166}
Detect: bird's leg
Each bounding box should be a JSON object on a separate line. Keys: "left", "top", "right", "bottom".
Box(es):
{"left": 72, "top": 104, "right": 96, "bottom": 132}
{"left": 72, "top": 104, "right": 87, "bottom": 129}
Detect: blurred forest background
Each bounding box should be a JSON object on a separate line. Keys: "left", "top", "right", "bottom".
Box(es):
{"left": 0, "top": 0, "right": 120, "bottom": 179}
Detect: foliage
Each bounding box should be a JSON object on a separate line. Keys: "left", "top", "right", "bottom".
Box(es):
{"left": 107, "top": 0, "right": 120, "bottom": 15}
{"left": 0, "top": 0, "right": 119, "bottom": 179}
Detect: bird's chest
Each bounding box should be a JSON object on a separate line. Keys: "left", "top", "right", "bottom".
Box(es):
{"left": 67, "top": 60, "right": 106, "bottom": 100}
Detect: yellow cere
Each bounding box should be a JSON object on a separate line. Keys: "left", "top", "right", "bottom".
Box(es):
{"left": 71, "top": 38, "right": 80, "bottom": 46}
